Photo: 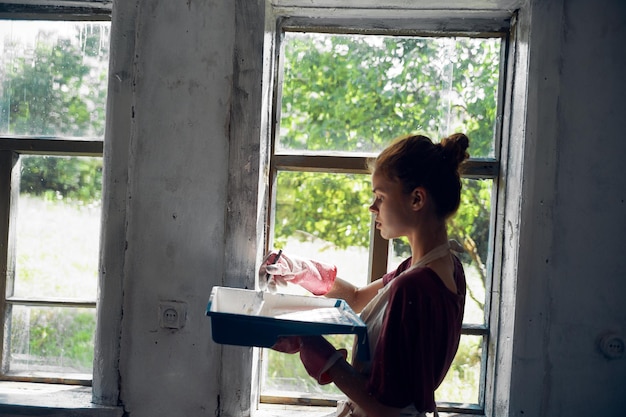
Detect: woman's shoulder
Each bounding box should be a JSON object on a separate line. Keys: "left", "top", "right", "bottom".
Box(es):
{"left": 391, "top": 255, "right": 465, "bottom": 297}
{"left": 384, "top": 254, "right": 465, "bottom": 288}
{"left": 393, "top": 264, "right": 440, "bottom": 289}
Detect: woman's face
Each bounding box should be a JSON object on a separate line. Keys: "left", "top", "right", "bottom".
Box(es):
{"left": 368, "top": 170, "right": 415, "bottom": 240}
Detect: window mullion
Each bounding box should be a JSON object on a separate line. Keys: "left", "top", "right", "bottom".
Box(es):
{"left": 274, "top": 154, "right": 499, "bottom": 178}
{"left": 6, "top": 297, "right": 96, "bottom": 309}
{"left": 0, "top": 150, "right": 18, "bottom": 375}
{"left": 462, "top": 323, "right": 489, "bottom": 335}
{"left": 273, "top": 154, "right": 371, "bottom": 174}
{"left": 368, "top": 226, "right": 388, "bottom": 283}
{"left": 0, "top": 137, "right": 103, "bottom": 157}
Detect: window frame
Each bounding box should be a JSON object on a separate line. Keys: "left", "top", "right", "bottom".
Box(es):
{"left": 258, "top": 7, "right": 513, "bottom": 416}
{"left": 0, "top": 9, "right": 111, "bottom": 385}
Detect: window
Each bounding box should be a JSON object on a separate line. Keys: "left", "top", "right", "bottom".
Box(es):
{"left": 0, "top": 19, "right": 110, "bottom": 384}
{"left": 260, "top": 18, "right": 507, "bottom": 415}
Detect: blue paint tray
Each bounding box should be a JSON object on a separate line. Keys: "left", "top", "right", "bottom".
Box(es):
{"left": 206, "top": 286, "right": 369, "bottom": 361}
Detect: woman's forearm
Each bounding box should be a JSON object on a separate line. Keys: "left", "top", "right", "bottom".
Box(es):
{"left": 326, "top": 277, "right": 383, "bottom": 313}
{"left": 325, "top": 277, "right": 358, "bottom": 305}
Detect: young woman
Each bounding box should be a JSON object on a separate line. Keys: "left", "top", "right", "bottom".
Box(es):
{"left": 260, "top": 133, "right": 470, "bottom": 417}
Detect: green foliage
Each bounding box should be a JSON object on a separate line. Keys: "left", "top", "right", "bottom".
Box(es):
{"left": 0, "top": 24, "right": 109, "bottom": 137}
{"left": 277, "top": 33, "right": 501, "bottom": 268}
{"left": 11, "top": 307, "right": 96, "bottom": 371}
{"left": 9, "top": 196, "right": 100, "bottom": 374}
{"left": 274, "top": 172, "right": 372, "bottom": 249}
{"left": 280, "top": 34, "right": 500, "bottom": 153}
{"left": 264, "top": 334, "right": 482, "bottom": 403}
{"left": 1, "top": 23, "right": 109, "bottom": 204}
{"left": 449, "top": 179, "right": 493, "bottom": 263}
{"left": 29, "top": 310, "right": 95, "bottom": 367}
{"left": 20, "top": 155, "right": 103, "bottom": 202}
{"left": 263, "top": 335, "right": 355, "bottom": 396}
{"left": 436, "top": 336, "right": 482, "bottom": 403}
{"left": 281, "top": 36, "right": 436, "bottom": 152}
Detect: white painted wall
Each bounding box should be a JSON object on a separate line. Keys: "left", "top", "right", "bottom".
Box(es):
{"left": 93, "top": 0, "right": 626, "bottom": 416}
{"left": 119, "top": 0, "right": 234, "bottom": 412}
{"left": 97, "top": 0, "right": 240, "bottom": 415}
{"left": 506, "top": 0, "right": 626, "bottom": 416}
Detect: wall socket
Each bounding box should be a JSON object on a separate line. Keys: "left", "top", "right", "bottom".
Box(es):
{"left": 159, "top": 300, "right": 187, "bottom": 329}
{"left": 598, "top": 332, "right": 625, "bottom": 360}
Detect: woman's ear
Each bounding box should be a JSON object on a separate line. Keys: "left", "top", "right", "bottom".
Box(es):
{"left": 411, "top": 187, "right": 426, "bottom": 210}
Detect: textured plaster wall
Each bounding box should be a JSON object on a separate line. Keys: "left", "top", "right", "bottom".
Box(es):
{"left": 107, "top": 0, "right": 236, "bottom": 415}
{"left": 508, "top": 0, "right": 626, "bottom": 416}
{"left": 548, "top": 0, "right": 626, "bottom": 412}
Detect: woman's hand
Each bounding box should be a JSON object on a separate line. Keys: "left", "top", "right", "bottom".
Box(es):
{"left": 258, "top": 251, "right": 337, "bottom": 295}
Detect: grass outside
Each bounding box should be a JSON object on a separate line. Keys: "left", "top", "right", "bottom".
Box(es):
{"left": 9, "top": 195, "right": 100, "bottom": 374}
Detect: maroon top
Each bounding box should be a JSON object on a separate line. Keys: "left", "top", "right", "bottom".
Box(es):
{"left": 366, "top": 256, "right": 466, "bottom": 412}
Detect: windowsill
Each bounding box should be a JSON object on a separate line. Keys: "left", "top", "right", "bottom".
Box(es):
{"left": 0, "top": 383, "right": 478, "bottom": 417}
{"left": 256, "top": 403, "right": 479, "bottom": 417}
{"left": 256, "top": 403, "right": 335, "bottom": 417}
{"left": 0, "top": 381, "right": 123, "bottom": 417}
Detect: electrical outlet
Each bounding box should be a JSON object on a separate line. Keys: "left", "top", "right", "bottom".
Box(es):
{"left": 159, "top": 300, "right": 187, "bottom": 329}
{"left": 599, "top": 333, "right": 625, "bottom": 359}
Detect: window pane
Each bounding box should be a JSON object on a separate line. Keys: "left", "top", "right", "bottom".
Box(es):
{"left": 279, "top": 32, "right": 500, "bottom": 157}
{"left": 7, "top": 305, "right": 95, "bottom": 376}
{"left": 435, "top": 334, "right": 483, "bottom": 405}
{"left": 449, "top": 178, "right": 492, "bottom": 325}
{"left": 261, "top": 334, "right": 353, "bottom": 399}
{"left": 12, "top": 155, "right": 102, "bottom": 300}
{"left": 0, "top": 20, "right": 110, "bottom": 138}
{"left": 272, "top": 171, "right": 372, "bottom": 292}
{"left": 269, "top": 29, "right": 502, "bottom": 410}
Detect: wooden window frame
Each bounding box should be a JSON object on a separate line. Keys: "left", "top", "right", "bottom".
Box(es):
{"left": 259, "top": 9, "right": 511, "bottom": 415}
{"left": 0, "top": 6, "right": 110, "bottom": 385}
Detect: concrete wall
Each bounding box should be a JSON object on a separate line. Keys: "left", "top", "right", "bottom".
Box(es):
{"left": 93, "top": 0, "right": 626, "bottom": 416}
{"left": 97, "top": 0, "right": 243, "bottom": 415}
{"left": 507, "top": 0, "right": 626, "bottom": 416}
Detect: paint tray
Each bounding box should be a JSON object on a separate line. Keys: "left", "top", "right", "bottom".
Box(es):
{"left": 206, "top": 286, "right": 369, "bottom": 360}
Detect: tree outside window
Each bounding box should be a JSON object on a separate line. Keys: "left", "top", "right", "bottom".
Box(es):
{"left": 0, "top": 20, "right": 109, "bottom": 382}
{"left": 262, "top": 32, "right": 502, "bottom": 410}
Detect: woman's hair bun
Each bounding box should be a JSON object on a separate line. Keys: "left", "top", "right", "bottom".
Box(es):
{"left": 441, "top": 133, "right": 470, "bottom": 167}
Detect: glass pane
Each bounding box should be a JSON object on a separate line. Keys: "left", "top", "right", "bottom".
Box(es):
{"left": 0, "top": 20, "right": 110, "bottom": 138}
{"left": 271, "top": 171, "right": 372, "bottom": 293}
{"left": 264, "top": 171, "right": 371, "bottom": 397}
{"left": 13, "top": 155, "right": 102, "bottom": 300}
{"left": 279, "top": 32, "right": 501, "bottom": 157}
{"left": 7, "top": 305, "right": 95, "bottom": 376}
{"left": 435, "top": 334, "right": 483, "bottom": 405}
{"left": 448, "top": 178, "right": 492, "bottom": 324}
{"left": 261, "top": 334, "right": 352, "bottom": 399}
